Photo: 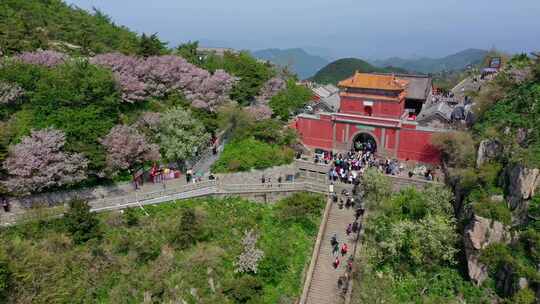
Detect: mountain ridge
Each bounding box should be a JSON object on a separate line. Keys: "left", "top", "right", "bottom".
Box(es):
{"left": 252, "top": 48, "right": 329, "bottom": 79}
{"left": 371, "top": 48, "right": 489, "bottom": 73}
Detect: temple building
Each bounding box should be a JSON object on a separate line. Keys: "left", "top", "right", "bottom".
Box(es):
{"left": 292, "top": 72, "right": 448, "bottom": 164}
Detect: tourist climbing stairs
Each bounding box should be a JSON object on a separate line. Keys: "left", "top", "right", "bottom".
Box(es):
{"left": 305, "top": 199, "right": 358, "bottom": 304}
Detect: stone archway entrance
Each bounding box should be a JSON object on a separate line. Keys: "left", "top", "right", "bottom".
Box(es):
{"left": 352, "top": 132, "right": 377, "bottom": 152}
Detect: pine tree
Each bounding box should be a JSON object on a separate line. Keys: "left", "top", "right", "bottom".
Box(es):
{"left": 138, "top": 33, "right": 167, "bottom": 57}
{"left": 64, "top": 199, "right": 100, "bottom": 244}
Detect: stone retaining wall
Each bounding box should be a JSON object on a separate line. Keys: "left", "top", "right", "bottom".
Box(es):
{"left": 215, "top": 163, "right": 299, "bottom": 184}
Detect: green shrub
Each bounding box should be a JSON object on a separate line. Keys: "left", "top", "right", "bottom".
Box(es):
{"left": 212, "top": 138, "right": 294, "bottom": 173}
{"left": 472, "top": 198, "right": 512, "bottom": 225}
{"left": 0, "top": 256, "right": 9, "bottom": 300}
{"left": 275, "top": 192, "right": 325, "bottom": 221}
{"left": 477, "top": 162, "right": 502, "bottom": 188}
{"left": 528, "top": 195, "right": 540, "bottom": 220}
{"left": 224, "top": 275, "right": 264, "bottom": 303}
{"left": 520, "top": 229, "right": 540, "bottom": 268}
{"left": 123, "top": 208, "right": 139, "bottom": 227}
{"left": 480, "top": 242, "right": 539, "bottom": 285}
{"left": 361, "top": 168, "right": 391, "bottom": 205}
{"left": 269, "top": 79, "right": 312, "bottom": 121}
{"left": 510, "top": 288, "right": 536, "bottom": 304}
{"left": 170, "top": 207, "right": 201, "bottom": 249}
{"left": 386, "top": 187, "right": 430, "bottom": 220}
{"left": 432, "top": 131, "right": 476, "bottom": 167}
{"left": 63, "top": 199, "right": 101, "bottom": 244}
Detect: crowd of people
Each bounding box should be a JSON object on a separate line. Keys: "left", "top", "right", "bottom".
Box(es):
{"left": 314, "top": 148, "right": 436, "bottom": 183}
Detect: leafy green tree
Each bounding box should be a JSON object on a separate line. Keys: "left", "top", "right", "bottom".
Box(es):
{"left": 64, "top": 199, "right": 100, "bottom": 244}
{"left": 269, "top": 79, "right": 312, "bottom": 121}
{"left": 361, "top": 168, "right": 392, "bottom": 205}
{"left": 138, "top": 33, "right": 167, "bottom": 57}
{"left": 375, "top": 215, "right": 458, "bottom": 270}
{"left": 202, "top": 51, "right": 274, "bottom": 105}
{"left": 432, "top": 131, "right": 476, "bottom": 167}
{"left": 159, "top": 106, "right": 210, "bottom": 166}
{"left": 171, "top": 207, "right": 200, "bottom": 249}
{"left": 176, "top": 41, "right": 200, "bottom": 64}
{"left": 224, "top": 275, "right": 263, "bottom": 304}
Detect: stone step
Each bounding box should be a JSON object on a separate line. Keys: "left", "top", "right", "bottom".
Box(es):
{"left": 304, "top": 200, "right": 361, "bottom": 304}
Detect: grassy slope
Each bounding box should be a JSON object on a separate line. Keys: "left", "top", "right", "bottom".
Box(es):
{"left": 0, "top": 195, "right": 324, "bottom": 303}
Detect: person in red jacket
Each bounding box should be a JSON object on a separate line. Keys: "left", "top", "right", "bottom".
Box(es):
{"left": 341, "top": 243, "right": 348, "bottom": 256}
{"left": 333, "top": 257, "right": 340, "bottom": 269}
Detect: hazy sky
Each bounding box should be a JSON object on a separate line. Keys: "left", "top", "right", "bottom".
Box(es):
{"left": 66, "top": 0, "right": 540, "bottom": 59}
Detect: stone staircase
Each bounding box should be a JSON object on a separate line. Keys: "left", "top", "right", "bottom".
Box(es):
{"left": 305, "top": 201, "right": 358, "bottom": 304}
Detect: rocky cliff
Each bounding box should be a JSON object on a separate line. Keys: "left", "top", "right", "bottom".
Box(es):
{"left": 463, "top": 215, "right": 511, "bottom": 285}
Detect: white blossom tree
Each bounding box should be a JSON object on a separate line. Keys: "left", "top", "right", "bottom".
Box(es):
{"left": 0, "top": 82, "right": 24, "bottom": 104}
{"left": 234, "top": 229, "right": 265, "bottom": 274}
{"left": 159, "top": 106, "right": 210, "bottom": 165}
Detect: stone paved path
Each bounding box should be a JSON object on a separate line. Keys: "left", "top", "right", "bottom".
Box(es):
{"left": 305, "top": 199, "right": 360, "bottom": 304}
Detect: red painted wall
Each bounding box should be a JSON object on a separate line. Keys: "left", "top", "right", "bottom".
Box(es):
{"left": 340, "top": 96, "right": 404, "bottom": 118}
{"left": 386, "top": 129, "right": 397, "bottom": 150}
{"left": 295, "top": 116, "right": 334, "bottom": 150}
{"left": 397, "top": 128, "right": 441, "bottom": 164}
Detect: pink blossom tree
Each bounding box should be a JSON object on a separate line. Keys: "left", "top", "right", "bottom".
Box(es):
{"left": 133, "top": 112, "right": 161, "bottom": 140}
{"left": 255, "top": 77, "right": 286, "bottom": 103}
{"left": 16, "top": 50, "right": 68, "bottom": 67}
{"left": 245, "top": 77, "right": 286, "bottom": 120}
{"left": 91, "top": 53, "right": 237, "bottom": 111}
{"left": 246, "top": 104, "right": 273, "bottom": 121}
{"left": 100, "top": 125, "right": 160, "bottom": 174}
{"left": 3, "top": 128, "right": 88, "bottom": 195}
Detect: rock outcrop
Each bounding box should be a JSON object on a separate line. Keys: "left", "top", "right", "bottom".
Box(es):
{"left": 476, "top": 139, "right": 502, "bottom": 168}
{"left": 507, "top": 165, "right": 540, "bottom": 203}
{"left": 463, "top": 215, "right": 511, "bottom": 285}
{"left": 505, "top": 165, "right": 540, "bottom": 225}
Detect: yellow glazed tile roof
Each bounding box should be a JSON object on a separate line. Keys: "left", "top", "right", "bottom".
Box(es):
{"left": 338, "top": 72, "right": 408, "bottom": 91}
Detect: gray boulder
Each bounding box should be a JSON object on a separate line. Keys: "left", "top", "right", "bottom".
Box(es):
{"left": 464, "top": 215, "right": 511, "bottom": 285}
{"left": 507, "top": 165, "right": 540, "bottom": 210}
{"left": 476, "top": 139, "right": 502, "bottom": 168}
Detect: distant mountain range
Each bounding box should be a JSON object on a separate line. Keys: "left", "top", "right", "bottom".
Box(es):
{"left": 371, "top": 49, "right": 489, "bottom": 74}
{"left": 252, "top": 48, "right": 329, "bottom": 79}
{"left": 310, "top": 58, "right": 409, "bottom": 85}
